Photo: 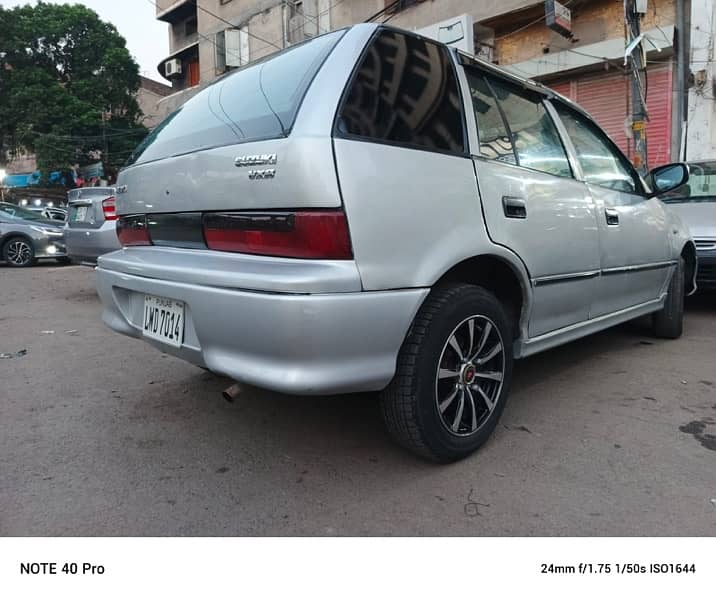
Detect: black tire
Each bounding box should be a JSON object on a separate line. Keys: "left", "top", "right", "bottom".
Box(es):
{"left": 380, "top": 284, "right": 514, "bottom": 462}
{"left": 652, "top": 257, "right": 684, "bottom": 339}
{"left": 2, "top": 236, "right": 36, "bottom": 267}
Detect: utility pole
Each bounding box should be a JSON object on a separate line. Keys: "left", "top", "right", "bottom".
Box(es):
{"left": 674, "top": 0, "right": 687, "bottom": 161}
{"left": 625, "top": 0, "right": 648, "bottom": 175}
{"left": 101, "top": 110, "right": 109, "bottom": 181}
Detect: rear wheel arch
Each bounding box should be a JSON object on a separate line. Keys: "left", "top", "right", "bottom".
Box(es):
{"left": 432, "top": 254, "right": 529, "bottom": 339}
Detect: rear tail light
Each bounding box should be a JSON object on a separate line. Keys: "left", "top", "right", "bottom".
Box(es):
{"left": 116, "top": 214, "right": 152, "bottom": 247}
{"left": 203, "top": 210, "right": 353, "bottom": 259}
{"left": 102, "top": 196, "right": 117, "bottom": 221}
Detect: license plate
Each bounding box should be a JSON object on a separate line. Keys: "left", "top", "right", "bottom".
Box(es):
{"left": 73, "top": 206, "right": 88, "bottom": 221}
{"left": 142, "top": 294, "right": 184, "bottom": 348}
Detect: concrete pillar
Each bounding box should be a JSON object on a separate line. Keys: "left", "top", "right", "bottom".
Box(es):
{"left": 686, "top": 0, "right": 716, "bottom": 160}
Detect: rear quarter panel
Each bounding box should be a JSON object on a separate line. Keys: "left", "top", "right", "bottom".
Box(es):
{"left": 335, "top": 139, "right": 504, "bottom": 290}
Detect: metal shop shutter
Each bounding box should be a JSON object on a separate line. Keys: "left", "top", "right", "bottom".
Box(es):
{"left": 547, "top": 64, "right": 673, "bottom": 168}
{"left": 641, "top": 65, "right": 673, "bottom": 167}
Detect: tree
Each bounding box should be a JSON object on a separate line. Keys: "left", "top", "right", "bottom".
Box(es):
{"left": 0, "top": 2, "right": 148, "bottom": 179}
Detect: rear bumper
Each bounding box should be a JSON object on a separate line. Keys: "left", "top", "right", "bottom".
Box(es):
{"left": 95, "top": 265, "right": 428, "bottom": 395}
{"left": 65, "top": 221, "right": 119, "bottom": 265}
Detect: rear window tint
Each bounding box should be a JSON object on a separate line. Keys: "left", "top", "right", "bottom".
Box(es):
{"left": 336, "top": 30, "right": 466, "bottom": 155}
{"left": 466, "top": 71, "right": 516, "bottom": 164}
{"left": 487, "top": 77, "right": 572, "bottom": 179}
{"left": 126, "top": 30, "right": 345, "bottom": 167}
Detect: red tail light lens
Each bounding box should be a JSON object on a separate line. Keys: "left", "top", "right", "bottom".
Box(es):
{"left": 102, "top": 196, "right": 117, "bottom": 221}
{"left": 116, "top": 215, "right": 152, "bottom": 247}
{"left": 203, "top": 210, "right": 353, "bottom": 259}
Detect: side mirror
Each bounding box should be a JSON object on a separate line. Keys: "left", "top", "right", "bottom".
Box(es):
{"left": 648, "top": 163, "right": 689, "bottom": 198}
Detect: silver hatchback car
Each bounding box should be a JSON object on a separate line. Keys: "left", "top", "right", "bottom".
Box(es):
{"left": 97, "top": 25, "right": 695, "bottom": 461}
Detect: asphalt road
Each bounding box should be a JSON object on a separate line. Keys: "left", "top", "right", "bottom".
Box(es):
{"left": 1, "top": 264, "right": 715, "bottom": 536}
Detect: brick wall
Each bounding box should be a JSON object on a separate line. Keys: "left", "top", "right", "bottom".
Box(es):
{"left": 494, "top": 0, "right": 675, "bottom": 66}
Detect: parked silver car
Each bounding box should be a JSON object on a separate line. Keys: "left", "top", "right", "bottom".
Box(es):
{"left": 64, "top": 187, "right": 120, "bottom": 266}
{"left": 96, "top": 25, "right": 695, "bottom": 461}
{"left": 660, "top": 160, "right": 716, "bottom": 289}
{"left": 0, "top": 202, "right": 68, "bottom": 267}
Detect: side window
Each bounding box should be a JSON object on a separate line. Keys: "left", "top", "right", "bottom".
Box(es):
{"left": 554, "top": 103, "right": 639, "bottom": 194}
{"left": 336, "top": 30, "right": 466, "bottom": 155}
{"left": 487, "top": 77, "right": 572, "bottom": 178}
{"left": 465, "top": 71, "right": 517, "bottom": 164}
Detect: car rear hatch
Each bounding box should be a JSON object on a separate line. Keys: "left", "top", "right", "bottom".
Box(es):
{"left": 67, "top": 187, "right": 115, "bottom": 229}
{"left": 65, "top": 187, "right": 117, "bottom": 260}
{"left": 109, "top": 29, "right": 354, "bottom": 286}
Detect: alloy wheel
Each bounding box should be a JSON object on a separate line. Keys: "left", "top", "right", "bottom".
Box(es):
{"left": 6, "top": 240, "right": 32, "bottom": 266}
{"left": 435, "top": 315, "right": 505, "bottom": 436}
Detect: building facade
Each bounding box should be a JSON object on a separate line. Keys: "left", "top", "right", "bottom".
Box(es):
{"left": 154, "top": 0, "right": 713, "bottom": 164}
{"left": 686, "top": 0, "right": 715, "bottom": 160}
{"left": 153, "top": 1, "right": 528, "bottom": 113}
{"left": 137, "top": 76, "right": 174, "bottom": 130}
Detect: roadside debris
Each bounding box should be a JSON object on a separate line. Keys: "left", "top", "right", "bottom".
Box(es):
{"left": 504, "top": 424, "right": 532, "bottom": 433}
{"left": 464, "top": 488, "right": 490, "bottom": 517}
{"left": 0, "top": 349, "right": 27, "bottom": 359}
{"left": 40, "top": 330, "right": 55, "bottom": 335}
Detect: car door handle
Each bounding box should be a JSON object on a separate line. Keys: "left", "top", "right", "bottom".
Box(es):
{"left": 503, "top": 196, "right": 527, "bottom": 219}
{"left": 605, "top": 208, "right": 620, "bottom": 226}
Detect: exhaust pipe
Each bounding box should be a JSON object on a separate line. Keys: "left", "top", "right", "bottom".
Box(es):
{"left": 222, "top": 382, "right": 242, "bottom": 403}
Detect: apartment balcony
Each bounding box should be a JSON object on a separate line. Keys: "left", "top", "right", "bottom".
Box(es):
{"left": 157, "top": 39, "right": 200, "bottom": 83}
{"left": 156, "top": 0, "right": 197, "bottom": 24}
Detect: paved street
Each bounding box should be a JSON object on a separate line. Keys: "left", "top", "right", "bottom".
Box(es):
{"left": 1, "top": 264, "right": 715, "bottom": 536}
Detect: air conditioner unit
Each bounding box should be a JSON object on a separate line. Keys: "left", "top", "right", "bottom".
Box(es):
{"left": 164, "top": 58, "right": 182, "bottom": 78}
{"left": 415, "top": 14, "right": 474, "bottom": 54}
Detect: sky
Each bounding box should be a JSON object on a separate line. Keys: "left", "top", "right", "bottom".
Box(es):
{"left": 1, "top": 0, "right": 169, "bottom": 82}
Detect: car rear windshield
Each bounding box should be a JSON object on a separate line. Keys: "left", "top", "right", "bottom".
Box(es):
{"left": 126, "top": 30, "right": 345, "bottom": 167}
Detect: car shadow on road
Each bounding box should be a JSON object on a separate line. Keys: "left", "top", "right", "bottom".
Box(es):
{"left": 134, "top": 288, "right": 716, "bottom": 482}
{"left": 182, "top": 311, "right": 666, "bottom": 474}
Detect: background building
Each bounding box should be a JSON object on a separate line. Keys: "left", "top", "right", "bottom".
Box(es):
{"left": 137, "top": 76, "right": 174, "bottom": 130}
{"left": 153, "top": 0, "right": 714, "bottom": 165}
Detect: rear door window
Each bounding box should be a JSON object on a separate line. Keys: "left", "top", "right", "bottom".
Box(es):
{"left": 335, "top": 29, "right": 466, "bottom": 155}
{"left": 486, "top": 77, "right": 572, "bottom": 178}
{"left": 465, "top": 71, "right": 516, "bottom": 164}
{"left": 126, "top": 30, "right": 345, "bottom": 167}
